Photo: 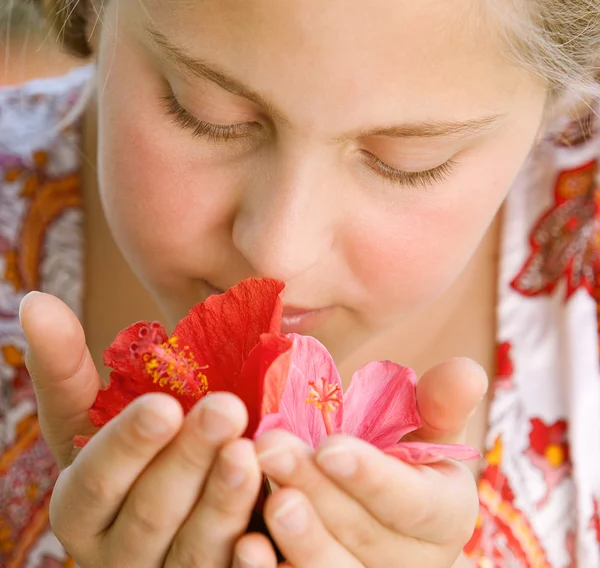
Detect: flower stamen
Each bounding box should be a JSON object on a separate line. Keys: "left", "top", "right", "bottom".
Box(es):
{"left": 142, "top": 334, "right": 209, "bottom": 397}
{"left": 306, "top": 377, "right": 340, "bottom": 435}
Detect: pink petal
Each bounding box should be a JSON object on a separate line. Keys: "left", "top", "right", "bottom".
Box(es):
{"left": 256, "top": 335, "right": 344, "bottom": 447}
{"left": 385, "top": 442, "right": 481, "bottom": 465}
{"left": 342, "top": 361, "right": 421, "bottom": 448}
{"left": 254, "top": 411, "right": 288, "bottom": 439}
{"left": 273, "top": 363, "right": 328, "bottom": 446}
{"left": 287, "top": 334, "right": 344, "bottom": 433}
{"left": 259, "top": 334, "right": 294, "bottom": 417}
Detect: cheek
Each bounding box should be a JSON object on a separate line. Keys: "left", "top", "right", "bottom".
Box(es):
{"left": 96, "top": 43, "right": 237, "bottom": 288}
{"left": 351, "top": 142, "right": 531, "bottom": 320}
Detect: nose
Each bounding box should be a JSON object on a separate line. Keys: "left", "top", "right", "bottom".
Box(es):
{"left": 232, "top": 147, "right": 338, "bottom": 283}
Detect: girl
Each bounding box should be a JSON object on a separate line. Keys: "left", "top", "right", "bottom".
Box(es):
{"left": 3, "top": 0, "right": 600, "bottom": 566}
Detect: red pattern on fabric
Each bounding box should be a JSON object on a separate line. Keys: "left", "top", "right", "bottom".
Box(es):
{"left": 525, "top": 418, "right": 572, "bottom": 509}
{"left": 511, "top": 160, "right": 600, "bottom": 299}
{"left": 465, "top": 437, "right": 551, "bottom": 567}
{"left": 495, "top": 341, "right": 514, "bottom": 390}
{"left": 1, "top": 136, "right": 80, "bottom": 566}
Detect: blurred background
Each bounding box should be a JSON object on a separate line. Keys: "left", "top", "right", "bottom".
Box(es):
{"left": 1, "top": 0, "right": 81, "bottom": 86}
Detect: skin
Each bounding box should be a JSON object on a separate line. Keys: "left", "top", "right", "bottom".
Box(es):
{"left": 21, "top": 0, "right": 550, "bottom": 565}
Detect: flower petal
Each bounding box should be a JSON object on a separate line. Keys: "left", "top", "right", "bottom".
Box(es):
{"left": 254, "top": 411, "right": 289, "bottom": 439}
{"left": 259, "top": 335, "right": 294, "bottom": 417}
{"left": 256, "top": 335, "right": 343, "bottom": 447}
{"left": 274, "top": 363, "right": 327, "bottom": 446}
{"left": 172, "top": 278, "right": 285, "bottom": 391}
{"left": 103, "top": 321, "right": 168, "bottom": 379}
{"left": 238, "top": 333, "right": 293, "bottom": 437}
{"left": 385, "top": 442, "right": 481, "bottom": 465}
{"left": 287, "top": 334, "right": 344, "bottom": 433}
{"left": 88, "top": 370, "right": 198, "bottom": 428}
{"left": 73, "top": 435, "right": 90, "bottom": 448}
{"left": 342, "top": 361, "right": 420, "bottom": 448}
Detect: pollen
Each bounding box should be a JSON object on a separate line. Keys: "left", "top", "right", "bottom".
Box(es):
{"left": 133, "top": 328, "right": 208, "bottom": 398}
{"left": 306, "top": 377, "right": 341, "bottom": 412}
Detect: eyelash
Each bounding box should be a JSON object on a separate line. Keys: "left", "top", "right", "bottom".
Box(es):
{"left": 361, "top": 152, "right": 457, "bottom": 189}
{"left": 162, "top": 92, "right": 456, "bottom": 189}
{"left": 162, "top": 92, "right": 256, "bottom": 142}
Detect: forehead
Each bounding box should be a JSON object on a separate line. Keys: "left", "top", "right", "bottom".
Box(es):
{"left": 132, "top": 0, "right": 532, "bottom": 122}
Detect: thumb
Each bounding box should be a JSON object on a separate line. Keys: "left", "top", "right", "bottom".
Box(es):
{"left": 405, "top": 357, "right": 488, "bottom": 445}
{"left": 20, "top": 291, "right": 102, "bottom": 468}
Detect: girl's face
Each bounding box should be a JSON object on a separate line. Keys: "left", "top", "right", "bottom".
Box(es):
{"left": 96, "top": 0, "right": 546, "bottom": 359}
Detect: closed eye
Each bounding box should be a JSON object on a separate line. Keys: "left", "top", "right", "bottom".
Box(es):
{"left": 360, "top": 150, "right": 457, "bottom": 189}
{"left": 161, "top": 92, "right": 259, "bottom": 142}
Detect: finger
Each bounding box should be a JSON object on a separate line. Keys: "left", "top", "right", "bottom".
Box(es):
{"left": 165, "top": 438, "right": 262, "bottom": 568}
{"left": 405, "top": 358, "right": 488, "bottom": 445}
{"left": 315, "top": 435, "right": 479, "bottom": 545}
{"left": 109, "top": 393, "right": 249, "bottom": 567}
{"left": 50, "top": 393, "right": 183, "bottom": 558}
{"left": 264, "top": 488, "right": 362, "bottom": 568}
{"left": 232, "top": 533, "right": 278, "bottom": 568}
{"left": 20, "top": 291, "right": 103, "bottom": 467}
{"left": 257, "top": 430, "right": 400, "bottom": 568}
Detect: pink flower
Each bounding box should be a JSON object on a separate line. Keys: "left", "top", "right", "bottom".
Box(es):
{"left": 256, "top": 334, "right": 480, "bottom": 465}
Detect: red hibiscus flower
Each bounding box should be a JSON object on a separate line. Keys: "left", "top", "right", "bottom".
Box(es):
{"left": 255, "top": 334, "right": 480, "bottom": 465}
{"left": 75, "top": 278, "right": 291, "bottom": 446}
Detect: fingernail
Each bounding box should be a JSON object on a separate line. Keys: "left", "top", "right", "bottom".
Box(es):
{"left": 198, "top": 398, "right": 236, "bottom": 443}
{"left": 18, "top": 290, "right": 41, "bottom": 325}
{"left": 219, "top": 450, "right": 247, "bottom": 488}
{"left": 316, "top": 446, "right": 358, "bottom": 477}
{"left": 136, "top": 406, "right": 172, "bottom": 438}
{"left": 273, "top": 494, "right": 308, "bottom": 533}
{"left": 257, "top": 446, "right": 296, "bottom": 477}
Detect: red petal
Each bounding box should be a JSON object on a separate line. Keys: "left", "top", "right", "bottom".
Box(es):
{"left": 385, "top": 442, "right": 481, "bottom": 464}
{"left": 73, "top": 435, "right": 90, "bottom": 448}
{"left": 88, "top": 370, "right": 198, "bottom": 428}
{"left": 103, "top": 321, "right": 168, "bottom": 378}
{"left": 237, "top": 333, "right": 293, "bottom": 437}
{"left": 172, "top": 279, "right": 284, "bottom": 391}
{"left": 343, "top": 361, "right": 421, "bottom": 448}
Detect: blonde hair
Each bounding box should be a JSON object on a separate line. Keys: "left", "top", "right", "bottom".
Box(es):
{"left": 30, "top": 0, "right": 600, "bottom": 98}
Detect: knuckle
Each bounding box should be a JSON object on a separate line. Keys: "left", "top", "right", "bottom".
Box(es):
{"left": 203, "top": 481, "right": 246, "bottom": 515}
{"left": 336, "top": 517, "right": 379, "bottom": 553}
{"left": 360, "top": 461, "right": 389, "bottom": 501}
{"left": 167, "top": 537, "right": 212, "bottom": 568}
{"left": 174, "top": 433, "right": 213, "bottom": 472}
{"left": 71, "top": 462, "right": 114, "bottom": 506}
{"left": 126, "top": 494, "right": 174, "bottom": 534}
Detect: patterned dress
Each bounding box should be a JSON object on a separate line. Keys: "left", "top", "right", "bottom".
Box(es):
{"left": 0, "top": 65, "right": 92, "bottom": 568}
{"left": 1, "top": 68, "right": 600, "bottom": 567}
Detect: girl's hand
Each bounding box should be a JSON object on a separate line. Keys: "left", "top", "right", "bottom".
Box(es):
{"left": 20, "top": 292, "right": 278, "bottom": 568}
{"left": 255, "top": 358, "right": 486, "bottom": 567}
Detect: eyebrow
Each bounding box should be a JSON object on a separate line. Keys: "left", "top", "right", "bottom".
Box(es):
{"left": 145, "top": 22, "right": 287, "bottom": 123}
{"left": 145, "top": 21, "right": 506, "bottom": 140}
{"left": 347, "top": 114, "right": 505, "bottom": 139}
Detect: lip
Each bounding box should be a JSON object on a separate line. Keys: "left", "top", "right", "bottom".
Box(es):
{"left": 280, "top": 306, "right": 334, "bottom": 334}
{"left": 202, "top": 280, "right": 334, "bottom": 334}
